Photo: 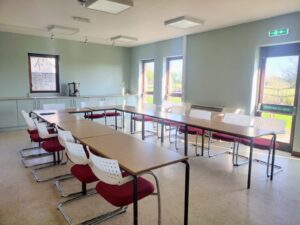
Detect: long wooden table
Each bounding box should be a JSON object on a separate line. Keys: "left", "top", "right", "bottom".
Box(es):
{"left": 110, "top": 105, "right": 276, "bottom": 189}
{"left": 33, "top": 109, "right": 190, "bottom": 225}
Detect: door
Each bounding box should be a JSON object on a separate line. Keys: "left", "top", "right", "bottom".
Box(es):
{"left": 141, "top": 59, "right": 155, "bottom": 104}
{"left": 257, "top": 43, "right": 300, "bottom": 151}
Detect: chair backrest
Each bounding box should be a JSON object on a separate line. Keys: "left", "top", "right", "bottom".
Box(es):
{"left": 143, "top": 103, "right": 157, "bottom": 111}
{"left": 34, "top": 120, "right": 57, "bottom": 139}
{"left": 223, "top": 113, "right": 253, "bottom": 127}
{"left": 253, "top": 117, "right": 285, "bottom": 134}
{"left": 222, "top": 107, "right": 245, "bottom": 115}
{"left": 64, "top": 142, "right": 89, "bottom": 165}
{"left": 43, "top": 103, "right": 65, "bottom": 110}
{"left": 56, "top": 126, "right": 75, "bottom": 147}
{"left": 80, "top": 102, "right": 89, "bottom": 108}
{"left": 21, "top": 110, "right": 36, "bottom": 131}
{"left": 189, "top": 109, "right": 212, "bottom": 120}
{"left": 87, "top": 147, "right": 132, "bottom": 186}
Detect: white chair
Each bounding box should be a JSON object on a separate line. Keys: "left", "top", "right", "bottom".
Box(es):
{"left": 212, "top": 113, "right": 253, "bottom": 165}
{"left": 31, "top": 121, "right": 70, "bottom": 182}
{"left": 43, "top": 103, "right": 66, "bottom": 110}
{"left": 20, "top": 111, "right": 53, "bottom": 167}
{"left": 57, "top": 142, "right": 102, "bottom": 225}
{"left": 88, "top": 147, "right": 161, "bottom": 224}
{"left": 240, "top": 117, "right": 285, "bottom": 177}
{"left": 175, "top": 109, "right": 212, "bottom": 155}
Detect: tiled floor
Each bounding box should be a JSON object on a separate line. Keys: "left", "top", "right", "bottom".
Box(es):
{"left": 1, "top": 117, "right": 300, "bottom": 225}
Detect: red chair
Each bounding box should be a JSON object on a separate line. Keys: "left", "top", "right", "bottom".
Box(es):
{"left": 58, "top": 142, "right": 123, "bottom": 225}
{"left": 211, "top": 113, "right": 253, "bottom": 165}
{"left": 55, "top": 130, "right": 99, "bottom": 198}
{"left": 31, "top": 121, "right": 70, "bottom": 182}
{"left": 239, "top": 117, "right": 285, "bottom": 177}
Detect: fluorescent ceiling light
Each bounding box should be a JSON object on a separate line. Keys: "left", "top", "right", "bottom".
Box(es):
{"left": 164, "top": 16, "right": 204, "bottom": 29}
{"left": 111, "top": 35, "right": 137, "bottom": 42}
{"left": 83, "top": 0, "right": 133, "bottom": 14}
{"left": 47, "top": 25, "right": 79, "bottom": 35}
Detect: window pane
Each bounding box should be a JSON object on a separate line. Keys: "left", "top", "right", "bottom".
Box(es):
{"left": 167, "top": 96, "right": 182, "bottom": 103}
{"left": 168, "top": 58, "right": 183, "bottom": 95}
{"left": 144, "top": 94, "right": 154, "bottom": 104}
{"left": 262, "top": 56, "right": 298, "bottom": 105}
{"left": 143, "top": 61, "right": 154, "bottom": 93}
{"left": 30, "top": 55, "right": 58, "bottom": 92}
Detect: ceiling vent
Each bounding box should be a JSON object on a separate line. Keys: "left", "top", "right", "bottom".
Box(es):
{"left": 72, "top": 16, "right": 91, "bottom": 23}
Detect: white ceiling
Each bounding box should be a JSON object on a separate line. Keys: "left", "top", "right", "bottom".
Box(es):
{"left": 0, "top": 0, "right": 299, "bottom": 47}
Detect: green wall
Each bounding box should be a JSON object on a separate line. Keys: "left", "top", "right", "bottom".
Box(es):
{"left": 129, "top": 37, "right": 183, "bottom": 104}
{"left": 129, "top": 12, "right": 300, "bottom": 152}
{"left": 0, "top": 32, "right": 130, "bottom": 97}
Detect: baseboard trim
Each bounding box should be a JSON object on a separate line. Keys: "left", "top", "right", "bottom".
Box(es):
{"left": 291, "top": 151, "right": 300, "bottom": 158}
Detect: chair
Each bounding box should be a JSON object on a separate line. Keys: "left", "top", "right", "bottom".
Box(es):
{"left": 175, "top": 109, "right": 212, "bottom": 156}
{"left": 43, "top": 103, "right": 66, "bottom": 110}
{"left": 211, "top": 113, "right": 253, "bottom": 165}
{"left": 31, "top": 121, "right": 70, "bottom": 182}
{"left": 130, "top": 103, "right": 159, "bottom": 136}
{"left": 99, "top": 100, "right": 123, "bottom": 127}
{"left": 240, "top": 117, "right": 285, "bottom": 177}
{"left": 81, "top": 102, "right": 106, "bottom": 120}
{"left": 162, "top": 103, "right": 190, "bottom": 144}
{"left": 20, "top": 111, "right": 56, "bottom": 168}
{"left": 89, "top": 148, "right": 161, "bottom": 224}
{"left": 58, "top": 143, "right": 126, "bottom": 225}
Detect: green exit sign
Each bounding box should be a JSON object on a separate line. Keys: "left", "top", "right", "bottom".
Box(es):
{"left": 268, "top": 28, "right": 289, "bottom": 37}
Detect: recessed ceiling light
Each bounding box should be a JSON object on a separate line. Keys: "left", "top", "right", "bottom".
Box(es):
{"left": 47, "top": 25, "right": 79, "bottom": 35}
{"left": 164, "top": 16, "right": 204, "bottom": 29}
{"left": 78, "top": 0, "right": 133, "bottom": 14}
{"left": 72, "top": 16, "right": 91, "bottom": 23}
{"left": 110, "top": 35, "right": 138, "bottom": 42}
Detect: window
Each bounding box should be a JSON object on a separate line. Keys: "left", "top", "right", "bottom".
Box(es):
{"left": 166, "top": 56, "right": 183, "bottom": 103}
{"left": 141, "top": 59, "right": 155, "bottom": 104}
{"left": 28, "top": 53, "right": 60, "bottom": 93}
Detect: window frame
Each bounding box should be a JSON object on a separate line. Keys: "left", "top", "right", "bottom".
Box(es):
{"left": 28, "top": 53, "right": 60, "bottom": 93}
{"left": 166, "top": 56, "right": 183, "bottom": 99}
{"left": 141, "top": 59, "right": 155, "bottom": 96}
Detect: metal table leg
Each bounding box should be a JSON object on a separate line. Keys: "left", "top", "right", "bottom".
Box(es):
{"left": 133, "top": 175, "right": 138, "bottom": 225}
{"left": 115, "top": 109, "right": 118, "bottom": 130}
{"left": 184, "top": 125, "right": 188, "bottom": 156}
{"left": 130, "top": 113, "right": 133, "bottom": 134}
{"left": 247, "top": 138, "right": 254, "bottom": 189}
{"left": 270, "top": 134, "right": 276, "bottom": 180}
{"left": 201, "top": 129, "right": 205, "bottom": 156}
{"left": 142, "top": 115, "right": 145, "bottom": 140}
{"left": 182, "top": 161, "right": 190, "bottom": 225}
{"left": 161, "top": 121, "right": 164, "bottom": 144}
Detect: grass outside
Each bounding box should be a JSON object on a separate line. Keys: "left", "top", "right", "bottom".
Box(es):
{"left": 261, "top": 112, "right": 293, "bottom": 129}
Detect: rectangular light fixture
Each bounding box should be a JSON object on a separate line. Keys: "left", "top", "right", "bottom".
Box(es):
{"left": 111, "top": 35, "right": 138, "bottom": 42}
{"left": 47, "top": 25, "right": 79, "bottom": 35}
{"left": 85, "top": 0, "right": 133, "bottom": 14}
{"left": 164, "top": 16, "right": 204, "bottom": 29}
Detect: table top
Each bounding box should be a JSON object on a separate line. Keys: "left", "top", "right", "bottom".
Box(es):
{"left": 33, "top": 111, "right": 83, "bottom": 124}
{"left": 115, "top": 106, "right": 274, "bottom": 139}
{"left": 80, "top": 132, "right": 188, "bottom": 175}
{"left": 57, "top": 119, "right": 117, "bottom": 139}
{"left": 88, "top": 105, "right": 121, "bottom": 111}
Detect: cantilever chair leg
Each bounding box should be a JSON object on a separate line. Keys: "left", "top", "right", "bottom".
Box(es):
{"left": 55, "top": 176, "right": 97, "bottom": 198}
{"left": 32, "top": 152, "right": 70, "bottom": 182}
{"left": 58, "top": 189, "right": 127, "bottom": 225}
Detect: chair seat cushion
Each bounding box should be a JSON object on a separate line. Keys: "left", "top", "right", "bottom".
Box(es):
{"left": 132, "top": 115, "right": 154, "bottom": 122}
{"left": 42, "top": 138, "right": 64, "bottom": 152}
{"left": 27, "top": 129, "right": 38, "bottom": 135}
{"left": 179, "top": 126, "right": 203, "bottom": 135}
{"left": 71, "top": 165, "right": 99, "bottom": 184}
{"left": 85, "top": 113, "right": 105, "bottom": 119}
{"left": 96, "top": 177, "right": 155, "bottom": 207}
{"left": 212, "top": 133, "right": 236, "bottom": 142}
{"left": 163, "top": 120, "right": 181, "bottom": 127}
{"left": 105, "top": 112, "right": 121, "bottom": 117}
{"left": 240, "top": 138, "right": 279, "bottom": 150}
